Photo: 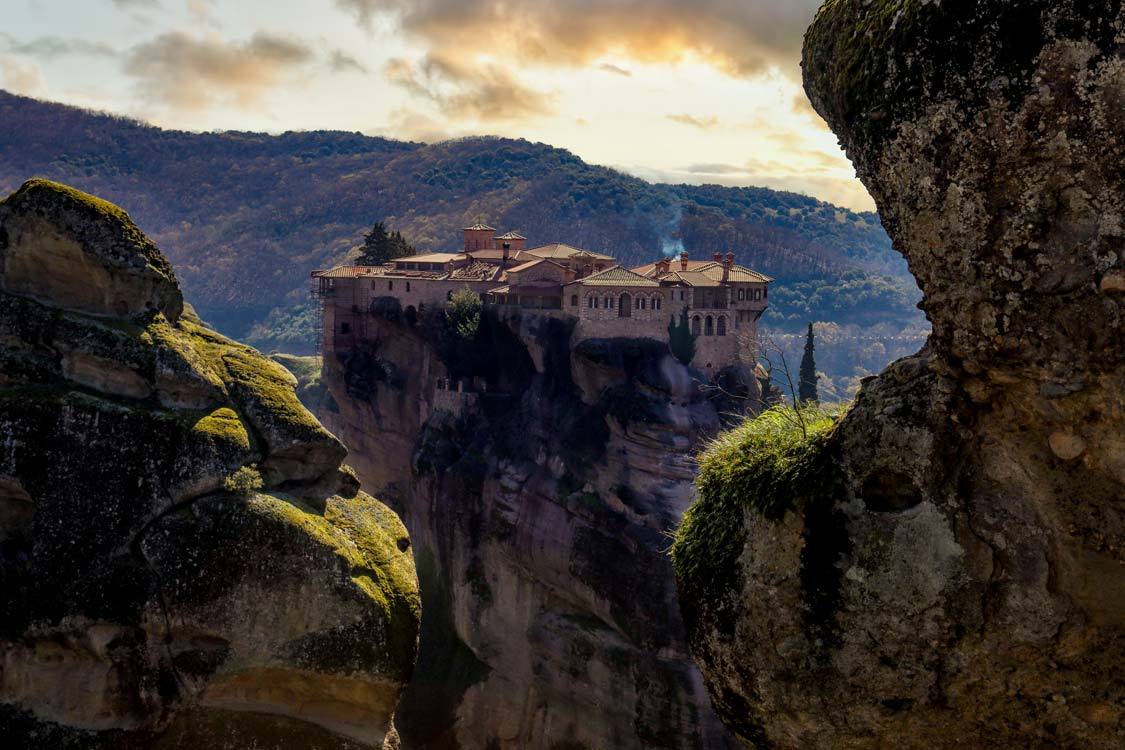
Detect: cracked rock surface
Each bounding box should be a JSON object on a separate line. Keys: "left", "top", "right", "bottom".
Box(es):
{"left": 0, "top": 179, "right": 419, "bottom": 748}
{"left": 676, "top": 2, "right": 1125, "bottom": 748}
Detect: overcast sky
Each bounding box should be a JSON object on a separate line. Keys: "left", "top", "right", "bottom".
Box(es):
{"left": 0, "top": 0, "right": 873, "bottom": 210}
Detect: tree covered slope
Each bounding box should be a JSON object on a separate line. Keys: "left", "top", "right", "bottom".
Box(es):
{"left": 0, "top": 90, "right": 923, "bottom": 349}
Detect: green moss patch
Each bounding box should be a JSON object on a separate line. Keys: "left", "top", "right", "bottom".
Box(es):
{"left": 671, "top": 405, "right": 847, "bottom": 604}
{"left": 1, "top": 178, "right": 176, "bottom": 282}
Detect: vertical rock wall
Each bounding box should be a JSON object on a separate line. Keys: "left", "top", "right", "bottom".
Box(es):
{"left": 675, "top": 3, "right": 1125, "bottom": 748}
{"left": 322, "top": 305, "right": 749, "bottom": 749}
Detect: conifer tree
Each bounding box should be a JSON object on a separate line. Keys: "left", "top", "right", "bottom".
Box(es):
{"left": 357, "top": 221, "right": 415, "bottom": 265}
{"left": 798, "top": 322, "right": 819, "bottom": 403}
{"left": 668, "top": 307, "right": 696, "bottom": 367}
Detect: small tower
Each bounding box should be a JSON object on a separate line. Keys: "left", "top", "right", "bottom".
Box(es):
{"left": 495, "top": 231, "right": 527, "bottom": 256}
{"left": 463, "top": 217, "right": 496, "bottom": 253}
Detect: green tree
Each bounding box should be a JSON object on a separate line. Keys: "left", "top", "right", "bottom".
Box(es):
{"left": 445, "top": 287, "right": 482, "bottom": 341}
{"left": 668, "top": 306, "right": 696, "bottom": 366}
{"left": 357, "top": 220, "right": 415, "bottom": 266}
{"left": 798, "top": 322, "right": 819, "bottom": 403}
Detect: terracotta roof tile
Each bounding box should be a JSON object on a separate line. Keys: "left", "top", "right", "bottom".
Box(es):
{"left": 567, "top": 265, "right": 660, "bottom": 287}
{"left": 525, "top": 243, "right": 615, "bottom": 261}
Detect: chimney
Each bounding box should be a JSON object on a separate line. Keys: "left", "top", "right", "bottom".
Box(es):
{"left": 714, "top": 252, "right": 723, "bottom": 264}
{"left": 680, "top": 251, "right": 689, "bottom": 271}
{"left": 656, "top": 258, "right": 670, "bottom": 276}
{"left": 724, "top": 252, "right": 734, "bottom": 282}
{"left": 502, "top": 241, "right": 511, "bottom": 268}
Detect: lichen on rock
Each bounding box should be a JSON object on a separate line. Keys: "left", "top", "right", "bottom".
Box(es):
{"left": 0, "top": 179, "right": 419, "bottom": 748}
{"left": 676, "top": 3, "right": 1125, "bottom": 748}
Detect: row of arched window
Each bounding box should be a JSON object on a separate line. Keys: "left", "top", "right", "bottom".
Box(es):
{"left": 736, "top": 287, "right": 765, "bottom": 301}
{"left": 692, "top": 315, "right": 728, "bottom": 337}
{"left": 574, "top": 292, "right": 663, "bottom": 312}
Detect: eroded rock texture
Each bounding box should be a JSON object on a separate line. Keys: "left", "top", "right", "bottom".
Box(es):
{"left": 322, "top": 306, "right": 748, "bottom": 749}
{"left": 675, "top": 2, "right": 1125, "bottom": 748}
{"left": 0, "top": 180, "right": 420, "bottom": 748}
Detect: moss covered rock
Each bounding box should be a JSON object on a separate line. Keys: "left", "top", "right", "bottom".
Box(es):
{"left": 0, "top": 181, "right": 419, "bottom": 748}
{"left": 0, "top": 179, "right": 183, "bottom": 322}
{"left": 677, "top": 3, "right": 1125, "bottom": 748}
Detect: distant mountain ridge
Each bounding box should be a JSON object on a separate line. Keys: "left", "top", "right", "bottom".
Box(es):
{"left": 0, "top": 90, "right": 922, "bottom": 350}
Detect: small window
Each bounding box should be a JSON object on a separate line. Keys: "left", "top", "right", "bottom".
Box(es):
{"left": 638, "top": 298, "right": 646, "bottom": 310}
{"left": 691, "top": 316, "right": 701, "bottom": 336}
{"left": 594, "top": 298, "right": 599, "bottom": 309}
{"left": 406, "top": 281, "right": 411, "bottom": 292}
{"left": 371, "top": 280, "right": 377, "bottom": 290}
{"left": 738, "top": 289, "right": 744, "bottom": 301}
{"left": 705, "top": 316, "right": 714, "bottom": 336}
{"left": 340, "top": 322, "right": 351, "bottom": 334}
{"left": 389, "top": 280, "right": 394, "bottom": 291}
{"left": 717, "top": 316, "right": 727, "bottom": 336}
{"left": 588, "top": 297, "right": 595, "bottom": 309}
{"left": 764, "top": 287, "right": 768, "bottom": 299}
{"left": 571, "top": 294, "right": 579, "bottom": 307}
{"left": 654, "top": 297, "right": 662, "bottom": 310}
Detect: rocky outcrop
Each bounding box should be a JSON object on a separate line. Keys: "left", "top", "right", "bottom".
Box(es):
{"left": 674, "top": 3, "right": 1125, "bottom": 749}
{"left": 322, "top": 305, "right": 751, "bottom": 749}
{"left": 0, "top": 180, "right": 420, "bottom": 748}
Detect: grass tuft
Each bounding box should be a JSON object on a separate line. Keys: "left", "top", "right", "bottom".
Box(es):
{"left": 671, "top": 403, "right": 848, "bottom": 600}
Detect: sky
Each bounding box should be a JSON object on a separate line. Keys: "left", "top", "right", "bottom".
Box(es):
{"left": 0, "top": 0, "right": 875, "bottom": 211}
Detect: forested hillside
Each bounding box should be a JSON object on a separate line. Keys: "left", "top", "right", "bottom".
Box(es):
{"left": 0, "top": 90, "right": 923, "bottom": 353}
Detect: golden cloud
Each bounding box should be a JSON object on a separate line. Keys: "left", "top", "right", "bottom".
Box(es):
{"left": 123, "top": 32, "right": 313, "bottom": 110}
{"left": 339, "top": 0, "right": 823, "bottom": 77}
{"left": 385, "top": 53, "right": 555, "bottom": 122}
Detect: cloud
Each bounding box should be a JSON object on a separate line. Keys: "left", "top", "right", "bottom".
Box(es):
{"left": 684, "top": 163, "right": 751, "bottom": 175}
{"left": 112, "top": 0, "right": 160, "bottom": 7}
{"left": 667, "top": 113, "right": 719, "bottom": 130}
{"left": 0, "top": 56, "right": 45, "bottom": 95}
{"left": 598, "top": 63, "right": 632, "bottom": 77}
{"left": 0, "top": 33, "right": 117, "bottom": 59}
{"left": 336, "top": 0, "right": 823, "bottom": 78}
{"left": 385, "top": 54, "right": 554, "bottom": 122}
{"left": 123, "top": 32, "right": 313, "bottom": 110}
{"left": 329, "top": 50, "right": 368, "bottom": 73}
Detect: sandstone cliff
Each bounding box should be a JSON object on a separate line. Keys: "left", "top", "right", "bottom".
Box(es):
{"left": 674, "top": 2, "right": 1125, "bottom": 748}
{"left": 0, "top": 179, "right": 420, "bottom": 748}
{"left": 322, "top": 303, "right": 750, "bottom": 749}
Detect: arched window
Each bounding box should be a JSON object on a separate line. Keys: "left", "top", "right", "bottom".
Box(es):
{"left": 705, "top": 316, "right": 714, "bottom": 336}
{"left": 406, "top": 281, "right": 411, "bottom": 292}
{"left": 653, "top": 296, "right": 662, "bottom": 310}
{"left": 637, "top": 298, "right": 646, "bottom": 310}
{"left": 692, "top": 316, "right": 701, "bottom": 336}
{"left": 619, "top": 293, "right": 632, "bottom": 317}
{"left": 717, "top": 316, "right": 727, "bottom": 336}
{"left": 737, "top": 288, "right": 745, "bottom": 301}
{"left": 388, "top": 280, "right": 394, "bottom": 290}
{"left": 571, "top": 294, "right": 579, "bottom": 306}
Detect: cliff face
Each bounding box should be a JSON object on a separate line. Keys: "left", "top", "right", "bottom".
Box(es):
{"left": 322, "top": 303, "right": 747, "bottom": 749}
{"left": 674, "top": 2, "right": 1125, "bottom": 748}
{"left": 0, "top": 180, "right": 420, "bottom": 748}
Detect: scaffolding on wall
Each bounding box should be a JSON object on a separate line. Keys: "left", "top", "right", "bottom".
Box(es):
{"left": 309, "top": 273, "right": 329, "bottom": 366}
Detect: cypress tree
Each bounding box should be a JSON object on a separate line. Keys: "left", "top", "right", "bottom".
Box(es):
{"left": 668, "top": 307, "right": 696, "bottom": 367}
{"left": 798, "top": 322, "right": 819, "bottom": 403}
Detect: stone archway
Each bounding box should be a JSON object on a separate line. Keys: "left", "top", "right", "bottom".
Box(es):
{"left": 619, "top": 292, "right": 632, "bottom": 317}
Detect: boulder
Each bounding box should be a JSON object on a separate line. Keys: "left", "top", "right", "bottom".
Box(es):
{"left": 0, "top": 180, "right": 419, "bottom": 748}
{"left": 675, "top": 3, "right": 1125, "bottom": 748}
